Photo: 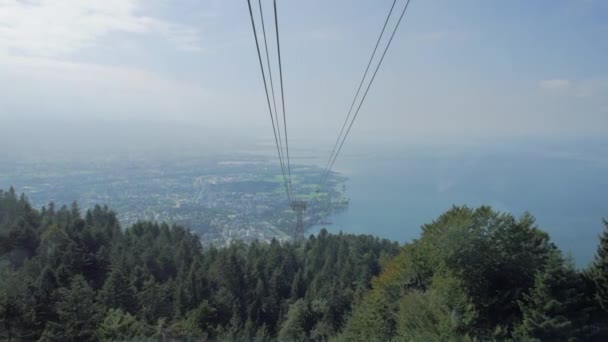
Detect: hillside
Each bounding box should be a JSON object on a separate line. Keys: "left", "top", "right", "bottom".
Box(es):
{"left": 0, "top": 188, "right": 397, "bottom": 340}
{"left": 1, "top": 187, "right": 608, "bottom": 341}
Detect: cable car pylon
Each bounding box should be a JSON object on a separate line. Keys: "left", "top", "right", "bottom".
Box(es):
{"left": 291, "top": 200, "right": 307, "bottom": 240}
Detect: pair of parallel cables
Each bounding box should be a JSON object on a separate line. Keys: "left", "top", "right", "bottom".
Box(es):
{"left": 246, "top": 0, "right": 293, "bottom": 202}
{"left": 317, "top": 0, "right": 413, "bottom": 193}
{"left": 246, "top": 0, "right": 413, "bottom": 204}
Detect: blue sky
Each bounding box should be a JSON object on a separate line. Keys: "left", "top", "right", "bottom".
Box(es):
{"left": 1, "top": 0, "right": 606, "bottom": 147}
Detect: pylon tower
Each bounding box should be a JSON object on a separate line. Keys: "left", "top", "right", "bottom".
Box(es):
{"left": 291, "top": 200, "right": 307, "bottom": 240}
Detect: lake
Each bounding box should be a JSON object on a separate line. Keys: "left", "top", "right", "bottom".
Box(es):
{"left": 308, "top": 141, "right": 608, "bottom": 267}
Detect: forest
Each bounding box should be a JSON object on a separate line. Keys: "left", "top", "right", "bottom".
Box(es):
{"left": 1, "top": 186, "right": 607, "bottom": 341}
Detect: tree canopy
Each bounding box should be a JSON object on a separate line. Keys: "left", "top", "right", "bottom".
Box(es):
{"left": 340, "top": 206, "right": 607, "bottom": 341}
{"left": 0, "top": 188, "right": 398, "bottom": 340}
{"left": 1, "top": 189, "right": 606, "bottom": 340}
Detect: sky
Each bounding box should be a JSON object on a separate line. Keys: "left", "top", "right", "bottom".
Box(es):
{"left": 1, "top": 0, "right": 607, "bottom": 154}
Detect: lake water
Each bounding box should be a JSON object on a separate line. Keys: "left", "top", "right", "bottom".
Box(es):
{"left": 309, "top": 141, "right": 608, "bottom": 267}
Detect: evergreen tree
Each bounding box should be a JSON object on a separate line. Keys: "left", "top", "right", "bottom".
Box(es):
{"left": 0, "top": 270, "right": 22, "bottom": 341}
{"left": 44, "top": 275, "right": 101, "bottom": 341}
{"left": 100, "top": 259, "right": 138, "bottom": 314}
{"left": 97, "top": 308, "right": 148, "bottom": 341}
{"left": 6, "top": 190, "right": 603, "bottom": 341}
{"left": 278, "top": 299, "right": 308, "bottom": 340}
{"left": 138, "top": 278, "right": 174, "bottom": 324}
{"left": 592, "top": 220, "right": 608, "bottom": 312}
{"left": 516, "top": 251, "right": 588, "bottom": 340}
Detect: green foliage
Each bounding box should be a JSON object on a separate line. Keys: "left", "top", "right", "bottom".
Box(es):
{"left": 396, "top": 289, "right": 474, "bottom": 342}
{"left": 515, "top": 251, "right": 592, "bottom": 340}
{"left": 0, "top": 268, "right": 23, "bottom": 341}
{"left": 341, "top": 206, "right": 598, "bottom": 341}
{"left": 417, "top": 207, "right": 555, "bottom": 334}
{"left": 0, "top": 189, "right": 398, "bottom": 340}
{"left": 1, "top": 190, "right": 605, "bottom": 340}
{"left": 100, "top": 259, "right": 138, "bottom": 314}
{"left": 167, "top": 300, "right": 217, "bottom": 339}
{"left": 97, "top": 308, "right": 148, "bottom": 341}
{"left": 42, "top": 275, "right": 102, "bottom": 341}
{"left": 592, "top": 220, "right": 608, "bottom": 312}
{"left": 395, "top": 274, "right": 475, "bottom": 340}
{"left": 342, "top": 291, "right": 396, "bottom": 341}
{"left": 278, "top": 299, "right": 308, "bottom": 340}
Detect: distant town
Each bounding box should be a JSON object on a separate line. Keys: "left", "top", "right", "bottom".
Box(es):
{"left": 1, "top": 156, "right": 349, "bottom": 246}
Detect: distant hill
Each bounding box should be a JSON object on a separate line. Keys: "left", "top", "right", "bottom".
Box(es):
{"left": 1, "top": 187, "right": 607, "bottom": 340}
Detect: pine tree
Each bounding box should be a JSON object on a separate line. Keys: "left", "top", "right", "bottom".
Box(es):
{"left": 592, "top": 220, "right": 608, "bottom": 312}
{"left": 278, "top": 299, "right": 308, "bottom": 340}
{"left": 0, "top": 271, "right": 22, "bottom": 341}
{"left": 28, "top": 266, "right": 58, "bottom": 335}
{"left": 98, "top": 308, "right": 148, "bottom": 340}
{"left": 138, "top": 278, "right": 175, "bottom": 324}
{"left": 290, "top": 269, "right": 305, "bottom": 299}
{"left": 516, "top": 251, "right": 587, "bottom": 340}
{"left": 46, "top": 275, "right": 101, "bottom": 341}
{"left": 101, "top": 259, "right": 138, "bottom": 314}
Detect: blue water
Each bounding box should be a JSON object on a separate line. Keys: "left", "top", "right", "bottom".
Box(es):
{"left": 310, "top": 142, "right": 608, "bottom": 267}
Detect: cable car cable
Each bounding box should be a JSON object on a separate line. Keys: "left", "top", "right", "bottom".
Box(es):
{"left": 273, "top": 0, "right": 294, "bottom": 198}
{"left": 319, "top": 0, "right": 413, "bottom": 192}
{"left": 257, "top": 0, "right": 287, "bottom": 195}
{"left": 246, "top": 0, "right": 291, "bottom": 202}
{"left": 318, "top": 0, "right": 398, "bottom": 189}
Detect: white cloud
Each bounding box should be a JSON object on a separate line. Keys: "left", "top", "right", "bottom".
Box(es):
{"left": 0, "top": 55, "right": 218, "bottom": 122}
{"left": 539, "top": 79, "right": 571, "bottom": 90}
{"left": 0, "top": 0, "right": 201, "bottom": 57}
{"left": 538, "top": 78, "right": 608, "bottom": 99}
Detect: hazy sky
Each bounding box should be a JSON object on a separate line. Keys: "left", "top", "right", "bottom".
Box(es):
{"left": 1, "top": 0, "right": 607, "bottom": 150}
